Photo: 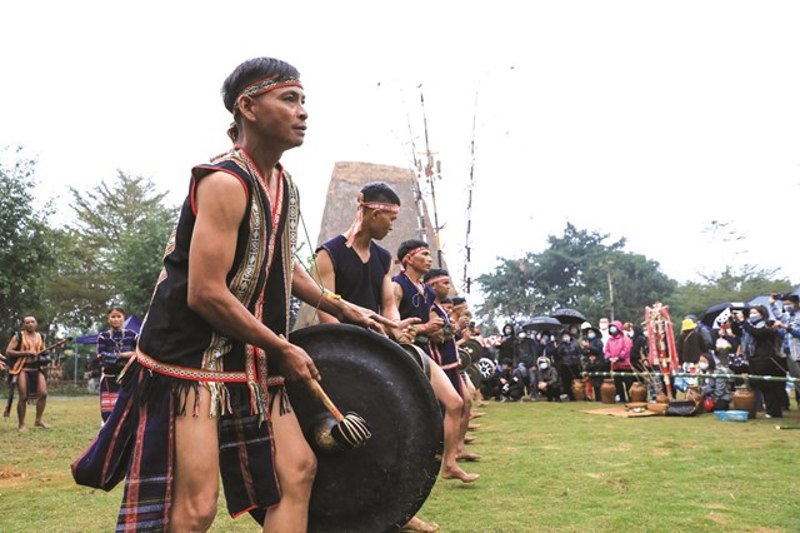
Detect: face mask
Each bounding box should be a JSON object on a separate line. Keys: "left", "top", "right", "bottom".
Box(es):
{"left": 785, "top": 304, "right": 796, "bottom": 312}
{"left": 698, "top": 362, "right": 709, "bottom": 370}
{"left": 609, "top": 326, "right": 619, "bottom": 335}
{"left": 562, "top": 336, "right": 570, "bottom": 343}
{"left": 625, "top": 331, "right": 633, "bottom": 338}
{"left": 518, "top": 332, "right": 527, "bottom": 339}
{"left": 748, "top": 314, "right": 761, "bottom": 322}
{"left": 587, "top": 332, "right": 596, "bottom": 340}
{"left": 539, "top": 363, "right": 548, "bottom": 370}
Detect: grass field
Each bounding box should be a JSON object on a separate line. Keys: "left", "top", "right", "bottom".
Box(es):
{"left": 1, "top": 395, "right": 798, "bottom": 532}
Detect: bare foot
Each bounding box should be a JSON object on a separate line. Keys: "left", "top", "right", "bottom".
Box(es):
{"left": 464, "top": 435, "right": 477, "bottom": 444}
{"left": 35, "top": 421, "right": 50, "bottom": 429}
{"left": 470, "top": 411, "right": 486, "bottom": 419}
{"left": 468, "top": 423, "right": 481, "bottom": 431}
{"left": 18, "top": 424, "right": 28, "bottom": 432}
{"left": 3, "top": 408, "right": 9, "bottom": 418}
{"left": 441, "top": 466, "right": 479, "bottom": 483}
{"left": 402, "top": 516, "right": 439, "bottom": 532}
{"left": 456, "top": 452, "right": 482, "bottom": 462}
{"left": 478, "top": 401, "right": 486, "bottom": 407}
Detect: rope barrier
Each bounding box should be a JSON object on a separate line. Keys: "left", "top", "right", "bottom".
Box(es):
{"left": 583, "top": 371, "right": 799, "bottom": 384}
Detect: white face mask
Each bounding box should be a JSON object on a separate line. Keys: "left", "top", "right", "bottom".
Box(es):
{"left": 518, "top": 332, "right": 527, "bottom": 339}
{"left": 539, "top": 363, "right": 548, "bottom": 370}
{"left": 698, "top": 362, "right": 709, "bottom": 371}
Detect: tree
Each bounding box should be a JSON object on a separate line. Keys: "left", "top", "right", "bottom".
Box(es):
{"left": 670, "top": 265, "right": 793, "bottom": 320}
{"left": 475, "top": 223, "right": 677, "bottom": 326}
{"left": 63, "top": 171, "right": 177, "bottom": 320}
{"left": 0, "top": 146, "right": 57, "bottom": 341}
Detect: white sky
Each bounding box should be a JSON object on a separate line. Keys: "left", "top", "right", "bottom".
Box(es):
{"left": 3, "top": 1, "right": 800, "bottom": 306}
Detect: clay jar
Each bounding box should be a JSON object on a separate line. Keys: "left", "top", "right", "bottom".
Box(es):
{"left": 732, "top": 385, "right": 757, "bottom": 419}
{"left": 629, "top": 381, "right": 647, "bottom": 403}
{"left": 600, "top": 379, "right": 616, "bottom": 404}
{"left": 571, "top": 379, "right": 585, "bottom": 401}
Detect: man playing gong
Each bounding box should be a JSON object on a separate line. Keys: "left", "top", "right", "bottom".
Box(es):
{"left": 73, "top": 56, "right": 382, "bottom": 532}
{"left": 392, "top": 240, "right": 479, "bottom": 484}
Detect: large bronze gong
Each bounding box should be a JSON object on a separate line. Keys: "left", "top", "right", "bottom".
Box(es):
{"left": 285, "top": 324, "right": 443, "bottom": 533}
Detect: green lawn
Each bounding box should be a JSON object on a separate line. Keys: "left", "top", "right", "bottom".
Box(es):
{"left": 1, "top": 395, "right": 798, "bottom": 532}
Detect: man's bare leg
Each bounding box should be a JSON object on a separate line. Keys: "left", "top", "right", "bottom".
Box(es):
{"left": 34, "top": 372, "right": 49, "bottom": 428}
{"left": 170, "top": 386, "right": 220, "bottom": 532}
{"left": 263, "top": 390, "right": 317, "bottom": 533}
{"left": 455, "top": 375, "right": 480, "bottom": 462}
{"left": 429, "top": 365, "right": 478, "bottom": 482}
{"left": 16, "top": 371, "right": 28, "bottom": 431}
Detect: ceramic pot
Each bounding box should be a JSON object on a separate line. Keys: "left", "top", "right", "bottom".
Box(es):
{"left": 600, "top": 379, "right": 616, "bottom": 404}
{"left": 732, "top": 385, "right": 757, "bottom": 419}
{"left": 571, "top": 379, "right": 585, "bottom": 401}
{"left": 629, "top": 381, "right": 647, "bottom": 403}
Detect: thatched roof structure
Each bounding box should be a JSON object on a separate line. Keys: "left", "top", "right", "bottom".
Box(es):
{"left": 294, "top": 161, "right": 441, "bottom": 329}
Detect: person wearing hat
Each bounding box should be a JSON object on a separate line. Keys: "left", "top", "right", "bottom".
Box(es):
{"left": 581, "top": 322, "right": 604, "bottom": 355}
{"left": 677, "top": 317, "right": 705, "bottom": 366}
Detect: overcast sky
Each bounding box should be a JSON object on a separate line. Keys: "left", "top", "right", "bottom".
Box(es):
{"left": 3, "top": 1, "right": 800, "bottom": 306}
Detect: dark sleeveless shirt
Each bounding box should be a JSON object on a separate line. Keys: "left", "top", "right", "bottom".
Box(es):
{"left": 317, "top": 235, "right": 391, "bottom": 314}
{"left": 431, "top": 303, "right": 458, "bottom": 366}
{"left": 392, "top": 272, "right": 435, "bottom": 324}
{"left": 137, "top": 147, "right": 297, "bottom": 372}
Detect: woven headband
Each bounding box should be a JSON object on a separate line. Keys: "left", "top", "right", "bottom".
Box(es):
{"left": 233, "top": 75, "right": 303, "bottom": 115}
{"left": 425, "top": 274, "right": 449, "bottom": 286}
{"left": 400, "top": 245, "right": 429, "bottom": 264}
{"left": 344, "top": 195, "right": 400, "bottom": 247}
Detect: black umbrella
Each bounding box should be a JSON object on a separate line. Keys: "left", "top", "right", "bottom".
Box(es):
{"left": 521, "top": 316, "right": 563, "bottom": 332}
{"left": 699, "top": 302, "right": 748, "bottom": 328}
{"left": 551, "top": 308, "right": 587, "bottom": 325}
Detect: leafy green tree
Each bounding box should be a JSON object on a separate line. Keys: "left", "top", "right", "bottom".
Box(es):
{"left": 0, "top": 147, "right": 57, "bottom": 341}
{"left": 670, "top": 265, "right": 792, "bottom": 320}
{"left": 65, "top": 171, "right": 177, "bottom": 320}
{"left": 475, "top": 223, "right": 676, "bottom": 326}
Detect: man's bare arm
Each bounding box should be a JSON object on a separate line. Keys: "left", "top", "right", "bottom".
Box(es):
{"left": 187, "top": 172, "right": 318, "bottom": 381}
{"left": 310, "top": 249, "right": 338, "bottom": 324}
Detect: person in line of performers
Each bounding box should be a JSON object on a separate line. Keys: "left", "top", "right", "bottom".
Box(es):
{"left": 772, "top": 293, "right": 800, "bottom": 404}
{"left": 313, "top": 181, "right": 415, "bottom": 340}
{"left": 424, "top": 268, "right": 481, "bottom": 462}
{"left": 311, "top": 182, "right": 438, "bottom": 533}
{"left": 604, "top": 320, "right": 633, "bottom": 402}
{"left": 95, "top": 307, "right": 137, "bottom": 423}
{"left": 392, "top": 240, "right": 479, "bottom": 484}
{"left": 72, "top": 57, "right": 384, "bottom": 532}
{"left": 4, "top": 315, "right": 49, "bottom": 430}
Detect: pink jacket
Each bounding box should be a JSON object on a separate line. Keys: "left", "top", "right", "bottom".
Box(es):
{"left": 604, "top": 320, "right": 632, "bottom": 368}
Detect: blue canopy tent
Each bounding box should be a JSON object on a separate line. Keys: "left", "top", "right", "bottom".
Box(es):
{"left": 76, "top": 314, "right": 142, "bottom": 344}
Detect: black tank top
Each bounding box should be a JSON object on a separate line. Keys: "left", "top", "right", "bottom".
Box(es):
{"left": 392, "top": 272, "right": 435, "bottom": 323}
{"left": 317, "top": 235, "right": 391, "bottom": 314}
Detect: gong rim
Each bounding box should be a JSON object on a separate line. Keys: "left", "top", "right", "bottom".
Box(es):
{"left": 286, "top": 324, "right": 443, "bottom": 533}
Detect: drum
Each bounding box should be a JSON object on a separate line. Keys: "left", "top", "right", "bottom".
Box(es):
{"left": 285, "top": 324, "right": 443, "bottom": 533}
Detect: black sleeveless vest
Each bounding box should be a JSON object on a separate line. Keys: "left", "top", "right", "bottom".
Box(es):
{"left": 137, "top": 146, "right": 299, "bottom": 373}
{"left": 317, "top": 235, "right": 391, "bottom": 314}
